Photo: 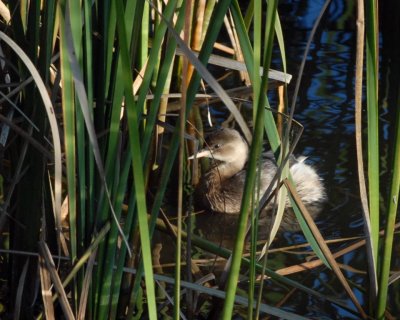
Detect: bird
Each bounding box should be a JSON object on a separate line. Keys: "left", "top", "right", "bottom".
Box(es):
{"left": 189, "top": 127, "right": 326, "bottom": 231}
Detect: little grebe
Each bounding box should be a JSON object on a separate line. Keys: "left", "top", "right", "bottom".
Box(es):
{"left": 190, "top": 128, "right": 326, "bottom": 227}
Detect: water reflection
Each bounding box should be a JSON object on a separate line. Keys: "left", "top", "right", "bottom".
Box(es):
{"left": 279, "top": 21, "right": 364, "bottom": 241}
{"left": 189, "top": 0, "right": 381, "bottom": 318}
{"left": 158, "top": 0, "right": 400, "bottom": 318}
{"left": 271, "top": 3, "right": 369, "bottom": 317}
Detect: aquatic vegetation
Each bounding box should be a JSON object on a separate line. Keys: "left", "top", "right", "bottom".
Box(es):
{"left": 0, "top": 0, "right": 398, "bottom": 319}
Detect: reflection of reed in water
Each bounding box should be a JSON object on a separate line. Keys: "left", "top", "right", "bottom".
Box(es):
{"left": 195, "top": 203, "right": 325, "bottom": 251}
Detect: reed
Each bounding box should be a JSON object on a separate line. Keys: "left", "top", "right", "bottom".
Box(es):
{"left": 0, "top": 0, "right": 398, "bottom": 318}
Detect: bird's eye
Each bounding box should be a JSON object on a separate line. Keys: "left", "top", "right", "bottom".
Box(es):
{"left": 214, "top": 144, "right": 221, "bottom": 149}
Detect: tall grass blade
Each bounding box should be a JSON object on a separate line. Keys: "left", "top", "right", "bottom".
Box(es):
{"left": 77, "top": 249, "right": 97, "bottom": 320}
{"left": 114, "top": 0, "right": 157, "bottom": 318}
{"left": 125, "top": 6, "right": 188, "bottom": 303}
{"left": 222, "top": 1, "right": 278, "bottom": 318}
{"left": 14, "top": 259, "right": 29, "bottom": 320}
{"left": 0, "top": 30, "right": 62, "bottom": 252}
{"left": 365, "top": 0, "right": 380, "bottom": 265}
{"left": 377, "top": 91, "right": 400, "bottom": 318}
{"left": 39, "top": 241, "right": 75, "bottom": 319}
{"left": 59, "top": 2, "right": 78, "bottom": 267}
{"left": 247, "top": 2, "right": 262, "bottom": 317}
{"left": 39, "top": 253, "right": 55, "bottom": 319}
{"left": 0, "top": 2, "right": 10, "bottom": 23}
{"left": 36, "top": 223, "right": 110, "bottom": 319}
{"left": 64, "top": 222, "right": 110, "bottom": 290}
{"left": 63, "top": 3, "right": 130, "bottom": 254}
{"left": 174, "top": 0, "right": 193, "bottom": 316}
{"left": 354, "top": 0, "right": 378, "bottom": 298}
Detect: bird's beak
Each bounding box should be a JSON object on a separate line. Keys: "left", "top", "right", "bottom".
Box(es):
{"left": 188, "top": 149, "right": 212, "bottom": 160}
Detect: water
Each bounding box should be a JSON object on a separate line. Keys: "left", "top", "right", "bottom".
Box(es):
{"left": 267, "top": 1, "right": 399, "bottom": 317}
{"left": 191, "top": 0, "right": 399, "bottom": 318}
{"left": 155, "top": 0, "right": 399, "bottom": 317}
{"left": 276, "top": 0, "right": 364, "bottom": 241}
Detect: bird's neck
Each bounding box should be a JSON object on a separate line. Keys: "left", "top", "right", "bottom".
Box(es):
{"left": 209, "top": 158, "right": 245, "bottom": 181}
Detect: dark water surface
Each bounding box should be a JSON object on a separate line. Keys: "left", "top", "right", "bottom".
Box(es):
{"left": 269, "top": 0, "right": 399, "bottom": 318}
{"left": 189, "top": 0, "right": 400, "bottom": 318}
{"left": 271, "top": 1, "right": 366, "bottom": 318}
